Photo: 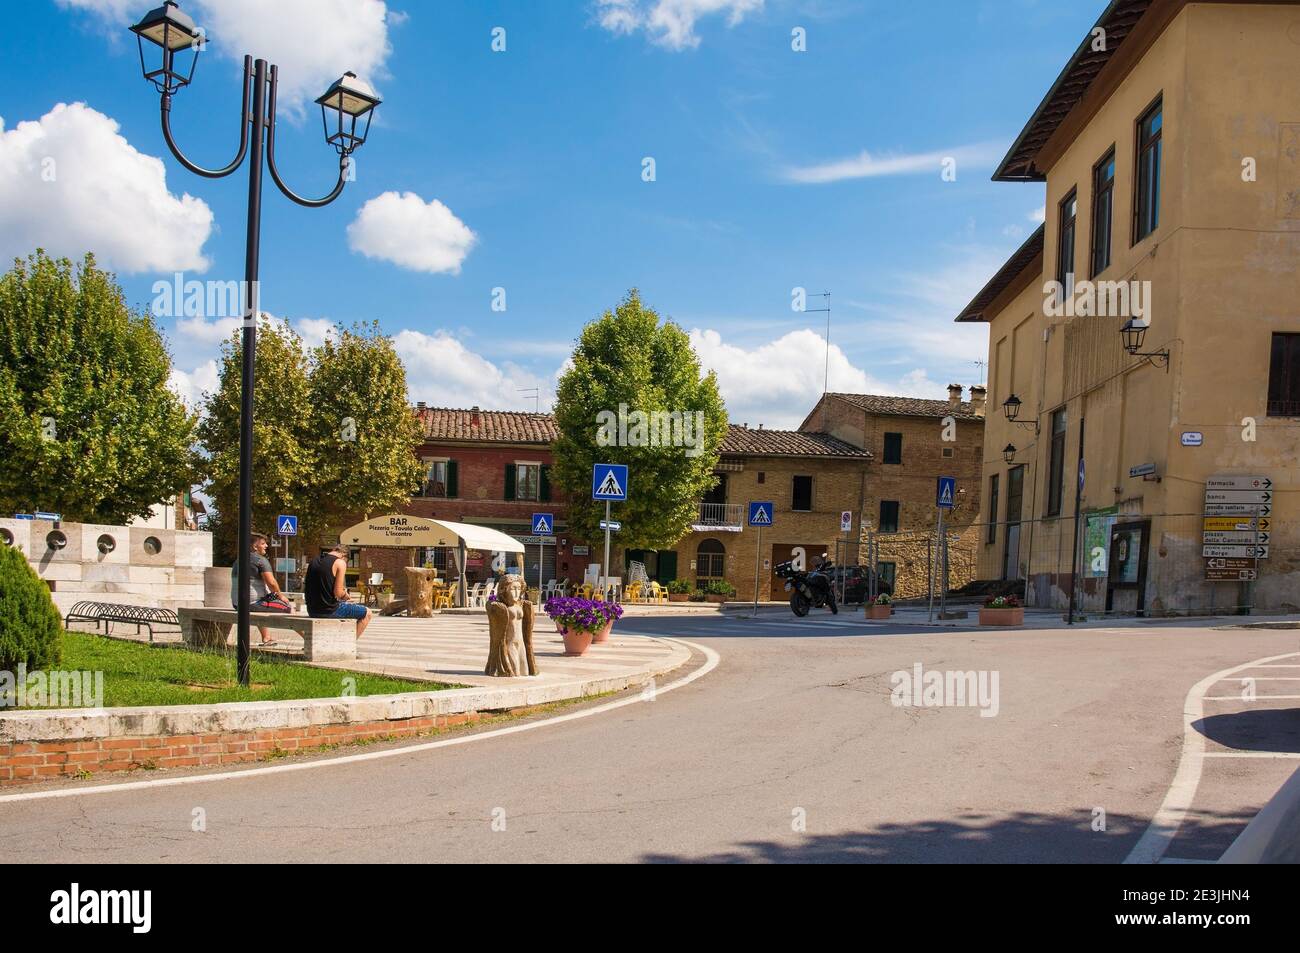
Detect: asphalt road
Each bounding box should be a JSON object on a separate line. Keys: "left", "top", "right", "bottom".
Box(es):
{"left": 3, "top": 613, "right": 1298, "bottom": 863}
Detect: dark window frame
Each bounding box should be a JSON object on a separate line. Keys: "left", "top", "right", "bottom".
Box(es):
{"left": 1267, "top": 332, "right": 1300, "bottom": 417}
{"left": 1090, "top": 147, "right": 1115, "bottom": 277}
{"left": 1057, "top": 188, "right": 1078, "bottom": 297}
{"left": 792, "top": 475, "right": 813, "bottom": 512}
{"left": 1047, "top": 408, "right": 1068, "bottom": 517}
{"left": 1133, "top": 96, "right": 1163, "bottom": 244}
{"left": 883, "top": 432, "right": 903, "bottom": 465}
{"left": 986, "top": 474, "right": 999, "bottom": 545}
{"left": 879, "top": 500, "right": 900, "bottom": 534}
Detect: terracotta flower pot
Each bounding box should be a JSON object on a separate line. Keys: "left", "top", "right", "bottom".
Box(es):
{"left": 591, "top": 619, "right": 614, "bottom": 644}
{"left": 979, "top": 606, "right": 1024, "bottom": 626}
{"left": 668, "top": 592, "right": 688, "bottom": 603}
{"left": 558, "top": 626, "right": 593, "bottom": 656}
{"left": 705, "top": 594, "right": 727, "bottom": 604}
{"left": 866, "top": 604, "right": 892, "bottom": 620}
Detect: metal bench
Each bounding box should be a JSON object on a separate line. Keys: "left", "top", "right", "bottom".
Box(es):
{"left": 63, "top": 601, "right": 181, "bottom": 642}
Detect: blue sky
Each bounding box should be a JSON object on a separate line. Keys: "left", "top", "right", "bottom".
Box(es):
{"left": 1, "top": 0, "right": 1097, "bottom": 427}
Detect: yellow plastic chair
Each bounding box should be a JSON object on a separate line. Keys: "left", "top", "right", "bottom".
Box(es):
{"left": 649, "top": 581, "right": 667, "bottom": 604}
{"left": 434, "top": 582, "right": 458, "bottom": 610}
{"left": 624, "top": 582, "right": 643, "bottom": 603}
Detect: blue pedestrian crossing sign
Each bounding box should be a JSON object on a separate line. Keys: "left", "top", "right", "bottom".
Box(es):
{"left": 748, "top": 501, "right": 774, "bottom": 527}
{"left": 532, "top": 513, "right": 554, "bottom": 536}
{"left": 936, "top": 477, "right": 956, "bottom": 509}
{"left": 592, "top": 463, "right": 629, "bottom": 501}
{"left": 277, "top": 515, "right": 298, "bottom": 536}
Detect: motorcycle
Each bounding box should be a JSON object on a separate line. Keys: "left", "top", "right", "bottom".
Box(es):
{"left": 774, "top": 554, "right": 838, "bottom": 617}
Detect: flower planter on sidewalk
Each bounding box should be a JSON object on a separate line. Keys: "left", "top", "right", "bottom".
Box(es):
{"left": 557, "top": 625, "right": 594, "bottom": 656}
{"left": 978, "top": 607, "right": 1024, "bottom": 626}
{"left": 865, "top": 604, "right": 892, "bottom": 620}
{"left": 591, "top": 619, "right": 614, "bottom": 643}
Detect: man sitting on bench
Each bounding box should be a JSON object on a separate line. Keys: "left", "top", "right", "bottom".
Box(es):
{"left": 305, "top": 543, "right": 371, "bottom": 636}
{"left": 231, "top": 532, "right": 290, "bottom": 646}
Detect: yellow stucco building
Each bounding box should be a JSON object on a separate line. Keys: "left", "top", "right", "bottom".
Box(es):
{"left": 958, "top": 0, "right": 1300, "bottom": 615}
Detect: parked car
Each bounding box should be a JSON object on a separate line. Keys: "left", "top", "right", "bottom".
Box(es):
{"left": 827, "top": 565, "right": 893, "bottom": 604}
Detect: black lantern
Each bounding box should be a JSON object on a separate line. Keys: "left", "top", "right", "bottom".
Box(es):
{"left": 1002, "top": 443, "right": 1017, "bottom": 465}
{"left": 1002, "top": 393, "right": 1022, "bottom": 422}
{"left": 130, "top": 1, "right": 203, "bottom": 93}
{"left": 316, "top": 72, "right": 382, "bottom": 156}
{"left": 1120, "top": 317, "right": 1149, "bottom": 355}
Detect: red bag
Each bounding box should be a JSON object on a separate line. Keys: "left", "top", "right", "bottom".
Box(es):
{"left": 253, "top": 595, "right": 293, "bottom": 614}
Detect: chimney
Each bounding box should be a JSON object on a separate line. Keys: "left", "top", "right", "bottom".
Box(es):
{"left": 416, "top": 401, "right": 426, "bottom": 411}
{"left": 471, "top": 405, "right": 481, "bottom": 427}
{"left": 969, "top": 385, "right": 986, "bottom": 418}
{"left": 947, "top": 383, "right": 962, "bottom": 411}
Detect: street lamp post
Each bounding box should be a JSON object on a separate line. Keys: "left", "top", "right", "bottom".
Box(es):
{"left": 130, "top": 1, "right": 381, "bottom": 686}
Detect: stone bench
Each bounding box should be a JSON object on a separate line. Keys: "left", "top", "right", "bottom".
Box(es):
{"left": 178, "top": 607, "right": 357, "bottom": 661}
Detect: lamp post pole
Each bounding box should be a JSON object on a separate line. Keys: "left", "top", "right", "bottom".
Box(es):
{"left": 130, "top": 2, "right": 382, "bottom": 685}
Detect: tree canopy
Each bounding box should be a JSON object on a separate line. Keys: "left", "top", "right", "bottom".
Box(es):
{"left": 552, "top": 290, "right": 727, "bottom": 550}
{"left": 0, "top": 251, "right": 198, "bottom": 523}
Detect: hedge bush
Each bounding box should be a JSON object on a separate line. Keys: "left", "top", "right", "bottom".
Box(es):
{"left": 0, "top": 544, "right": 62, "bottom": 670}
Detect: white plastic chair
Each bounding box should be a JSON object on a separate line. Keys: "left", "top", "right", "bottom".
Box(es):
{"left": 468, "top": 582, "right": 484, "bottom": 608}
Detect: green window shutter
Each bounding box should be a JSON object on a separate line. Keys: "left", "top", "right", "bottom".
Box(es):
{"left": 540, "top": 465, "right": 552, "bottom": 502}
{"left": 658, "top": 550, "right": 678, "bottom": 585}
{"left": 446, "top": 460, "right": 458, "bottom": 498}
{"left": 504, "top": 464, "right": 516, "bottom": 501}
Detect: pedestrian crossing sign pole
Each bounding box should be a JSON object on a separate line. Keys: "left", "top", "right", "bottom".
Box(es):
{"left": 532, "top": 513, "right": 553, "bottom": 602}
{"left": 592, "top": 464, "right": 629, "bottom": 594}
{"left": 748, "top": 502, "right": 774, "bottom": 616}
{"left": 277, "top": 515, "right": 297, "bottom": 593}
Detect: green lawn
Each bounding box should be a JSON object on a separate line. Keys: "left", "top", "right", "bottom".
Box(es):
{"left": 20, "top": 632, "right": 457, "bottom": 708}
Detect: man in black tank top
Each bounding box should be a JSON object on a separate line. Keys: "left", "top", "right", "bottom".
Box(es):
{"left": 305, "top": 544, "right": 371, "bottom": 635}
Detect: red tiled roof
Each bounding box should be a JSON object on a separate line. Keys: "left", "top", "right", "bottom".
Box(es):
{"left": 721, "top": 425, "right": 871, "bottom": 459}
{"left": 822, "top": 392, "right": 983, "bottom": 422}
{"left": 416, "top": 407, "right": 557, "bottom": 444}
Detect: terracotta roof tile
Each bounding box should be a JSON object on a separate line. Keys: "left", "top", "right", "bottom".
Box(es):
{"left": 825, "top": 392, "right": 983, "bottom": 421}
{"left": 416, "top": 407, "right": 558, "bottom": 444}
{"left": 721, "top": 425, "right": 871, "bottom": 459}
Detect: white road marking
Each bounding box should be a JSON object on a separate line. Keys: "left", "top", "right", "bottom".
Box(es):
{"left": 1201, "top": 752, "right": 1300, "bottom": 759}
{"left": 1203, "top": 694, "right": 1300, "bottom": 700}
{"left": 1124, "top": 650, "right": 1300, "bottom": 865}
{"left": 0, "top": 639, "right": 720, "bottom": 804}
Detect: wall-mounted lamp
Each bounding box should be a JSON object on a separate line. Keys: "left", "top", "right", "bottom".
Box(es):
{"left": 1120, "top": 318, "right": 1170, "bottom": 369}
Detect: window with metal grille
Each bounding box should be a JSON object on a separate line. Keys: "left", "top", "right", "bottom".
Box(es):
{"left": 1047, "top": 408, "right": 1067, "bottom": 517}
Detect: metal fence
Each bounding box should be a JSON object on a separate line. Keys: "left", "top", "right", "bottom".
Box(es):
{"left": 857, "top": 511, "right": 1281, "bottom": 619}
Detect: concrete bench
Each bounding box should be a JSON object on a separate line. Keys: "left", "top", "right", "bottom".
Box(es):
{"left": 178, "top": 607, "right": 357, "bottom": 661}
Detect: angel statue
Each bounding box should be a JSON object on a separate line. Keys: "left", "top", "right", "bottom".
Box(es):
{"left": 485, "top": 574, "right": 538, "bottom": 677}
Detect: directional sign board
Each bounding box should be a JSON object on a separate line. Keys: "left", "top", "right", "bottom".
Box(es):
{"left": 936, "top": 477, "right": 956, "bottom": 509}
{"left": 592, "top": 463, "right": 628, "bottom": 501}
{"left": 1206, "top": 476, "right": 1272, "bottom": 491}
{"left": 1203, "top": 475, "right": 1269, "bottom": 581}
{"left": 748, "top": 502, "right": 774, "bottom": 527}
{"left": 1203, "top": 545, "right": 1269, "bottom": 559}
{"left": 531, "top": 513, "right": 554, "bottom": 536}
{"left": 277, "top": 515, "right": 298, "bottom": 536}
{"left": 598, "top": 520, "right": 622, "bottom": 532}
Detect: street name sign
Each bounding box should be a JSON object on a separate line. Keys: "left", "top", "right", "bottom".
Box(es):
{"left": 1129, "top": 462, "right": 1157, "bottom": 478}
{"left": 598, "top": 520, "right": 622, "bottom": 532}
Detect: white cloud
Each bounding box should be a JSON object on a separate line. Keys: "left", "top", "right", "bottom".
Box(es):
{"left": 294, "top": 318, "right": 339, "bottom": 350}
{"left": 58, "top": 0, "right": 393, "bottom": 116}
{"left": 167, "top": 359, "right": 219, "bottom": 411}
{"left": 782, "top": 141, "right": 1006, "bottom": 185}
{"left": 347, "top": 191, "right": 477, "bottom": 274}
{"left": 0, "top": 103, "right": 212, "bottom": 273}
{"left": 395, "top": 330, "right": 553, "bottom": 409}
{"left": 595, "top": 0, "right": 763, "bottom": 51}
{"left": 1030, "top": 205, "right": 1046, "bottom": 223}
{"left": 688, "top": 327, "right": 895, "bottom": 429}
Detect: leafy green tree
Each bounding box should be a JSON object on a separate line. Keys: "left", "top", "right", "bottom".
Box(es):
{"left": 302, "top": 321, "right": 424, "bottom": 544}
{"left": 0, "top": 544, "right": 62, "bottom": 671}
{"left": 552, "top": 290, "right": 727, "bottom": 549}
{"left": 0, "top": 251, "right": 198, "bottom": 523}
{"left": 197, "top": 319, "right": 313, "bottom": 563}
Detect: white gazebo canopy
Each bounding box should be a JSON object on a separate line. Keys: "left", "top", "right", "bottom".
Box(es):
{"left": 339, "top": 515, "right": 524, "bottom": 553}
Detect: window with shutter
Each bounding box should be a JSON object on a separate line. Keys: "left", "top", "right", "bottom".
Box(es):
{"left": 504, "top": 464, "right": 516, "bottom": 500}
{"left": 446, "top": 460, "right": 458, "bottom": 498}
